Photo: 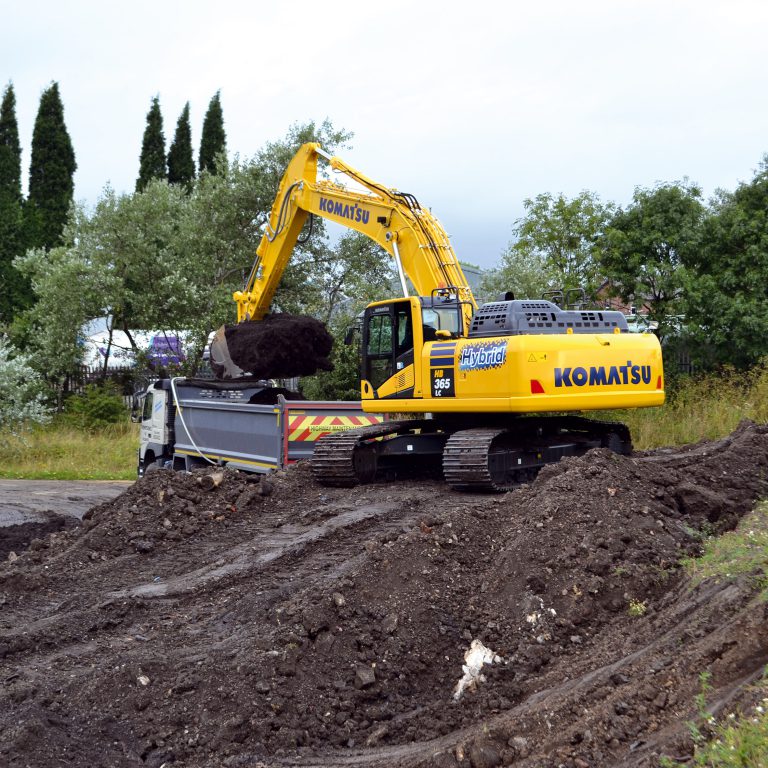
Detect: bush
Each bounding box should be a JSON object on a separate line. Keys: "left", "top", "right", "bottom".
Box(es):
{"left": 0, "top": 337, "right": 51, "bottom": 432}
{"left": 63, "top": 383, "right": 128, "bottom": 430}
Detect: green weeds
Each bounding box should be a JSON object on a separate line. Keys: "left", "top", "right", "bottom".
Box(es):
{"left": 683, "top": 503, "right": 768, "bottom": 601}
{"left": 0, "top": 419, "right": 138, "bottom": 480}
{"left": 662, "top": 670, "right": 768, "bottom": 767}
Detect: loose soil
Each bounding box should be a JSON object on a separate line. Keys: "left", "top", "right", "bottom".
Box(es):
{"left": 2, "top": 421, "right": 768, "bottom": 767}
{"left": 224, "top": 314, "right": 334, "bottom": 379}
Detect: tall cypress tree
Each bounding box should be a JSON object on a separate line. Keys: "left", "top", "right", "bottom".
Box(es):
{"left": 137, "top": 96, "right": 166, "bottom": 191}
{"left": 0, "top": 82, "right": 24, "bottom": 320}
{"left": 168, "top": 102, "right": 195, "bottom": 189}
{"left": 25, "top": 82, "right": 77, "bottom": 252}
{"left": 199, "top": 91, "right": 226, "bottom": 173}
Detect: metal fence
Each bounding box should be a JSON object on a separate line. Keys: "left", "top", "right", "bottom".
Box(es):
{"left": 54, "top": 365, "right": 140, "bottom": 409}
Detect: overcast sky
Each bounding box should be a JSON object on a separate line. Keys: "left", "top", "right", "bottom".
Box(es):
{"left": 4, "top": 0, "right": 768, "bottom": 268}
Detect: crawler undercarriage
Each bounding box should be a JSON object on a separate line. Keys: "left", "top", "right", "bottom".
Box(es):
{"left": 311, "top": 415, "right": 631, "bottom": 492}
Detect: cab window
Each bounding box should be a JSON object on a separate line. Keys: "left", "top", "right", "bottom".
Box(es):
{"left": 396, "top": 306, "right": 413, "bottom": 356}
{"left": 422, "top": 307, "right": 460, "bottom": 336}
{"left": 142, "top": 392, "right": 154, "bottom": 422}
{"left": 367, "top": 313, "right": 393, "bottom": 356}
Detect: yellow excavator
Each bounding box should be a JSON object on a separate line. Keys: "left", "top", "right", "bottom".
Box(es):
{"left": 211, "top": 143, "right": 664, "bottom": 491}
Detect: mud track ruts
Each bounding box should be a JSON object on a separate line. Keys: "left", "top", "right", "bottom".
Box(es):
{"left": 1, "top": 422, "right": 768, "bottom": 767}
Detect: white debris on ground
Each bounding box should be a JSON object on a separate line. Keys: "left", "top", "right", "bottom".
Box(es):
{"left": 525, "top": 596, "right": 557, "bottom": 643}
{"left": 453, "top": 639, "right": 503, "bottom": 701}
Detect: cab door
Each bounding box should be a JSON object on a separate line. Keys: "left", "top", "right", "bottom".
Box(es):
{"left": 362, "top": 300, "right": 415, "bottom": 399}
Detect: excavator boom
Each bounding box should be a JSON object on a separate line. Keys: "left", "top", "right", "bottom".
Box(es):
{"left": 234, "top": 143, "right": 476, "bottom": 325}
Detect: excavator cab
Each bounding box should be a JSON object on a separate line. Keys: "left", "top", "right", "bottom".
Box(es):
{"left": 360, "top": 294, "right": 466, "bottom": 401}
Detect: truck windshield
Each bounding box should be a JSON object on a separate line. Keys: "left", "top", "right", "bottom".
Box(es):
{"left": 142, "top": 392, "right": 154, "bottom": 421}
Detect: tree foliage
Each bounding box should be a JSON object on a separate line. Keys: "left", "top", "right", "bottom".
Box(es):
{"left": 0, "top": 83, "right": 24, "bottom": 323}
{"left": 136, "top": 96, "right": 166, "bottom": 191}
{"left": 17, "top": 121, "right": 358, "bottom": 378}
{"left": 167, "top": 102, "right": 195, "bottom": 189}
{"left": 25, "top": 82, "right": 76, "bottom": 251}
{"left": 0, "top": 337, "right": 50, "bottom": 431}
{"left": 600, "top": 181, "right": 704, "bottom": 330}
{"left": 199, "top": 91, "right": 226, "bottom": 174}
{"left": 495, "top": 191, "right": 611, "bottom": 301}
{"left": 681, "top": 159, "right": 768, "bottom": 369}
{"left": 479, "top": 246, "right": 552, "bottom": 303}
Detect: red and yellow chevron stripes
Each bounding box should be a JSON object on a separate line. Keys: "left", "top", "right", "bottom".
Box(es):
{"left": 287, "top": 413, "right": 383, "bottom": 443}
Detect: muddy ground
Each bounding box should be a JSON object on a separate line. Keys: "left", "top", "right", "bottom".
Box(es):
{"left": 1, "top": 422, "right": 768, "bottom": 767}
{"left": 0, "top": 479, "right": 132, "bottom": 561}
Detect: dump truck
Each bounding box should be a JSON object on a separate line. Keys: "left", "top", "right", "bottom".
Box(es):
{"left": 136, "top": 378, "right": 383, "bottom": 476}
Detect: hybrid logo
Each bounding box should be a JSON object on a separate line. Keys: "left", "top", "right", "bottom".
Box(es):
{"left": 459, "top": 341, "right": 507, "bottom": 371}
{"left": 554, "top": 361, "right": 653, "bottom": 388}
{"left": 319, "top": 197, "right": 370, "bottom": 225}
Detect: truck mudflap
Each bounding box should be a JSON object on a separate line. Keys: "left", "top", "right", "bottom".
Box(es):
{"left": 282, "top": 401, "right": 385, "bottom": 464}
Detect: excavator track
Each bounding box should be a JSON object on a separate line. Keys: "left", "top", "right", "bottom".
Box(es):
{"left": 312, "top": 420, "right": 409, "bottom": 487}
{"left": 314, "top": 417, "right": 632, "bottom": 492}
{"left": 442, "top": 428, "right": 534, "bottom": 492}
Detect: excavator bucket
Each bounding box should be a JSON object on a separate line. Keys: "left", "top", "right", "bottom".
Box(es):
{"left": 209, "top": 316, "right": 335, "bottom": 381}
{"left": 209, "top": 325, "right": 245, "bottom": 379}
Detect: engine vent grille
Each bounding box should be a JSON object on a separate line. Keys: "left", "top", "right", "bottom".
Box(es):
{"left": 469, "top": 300, "right": 627, "bottom": 337}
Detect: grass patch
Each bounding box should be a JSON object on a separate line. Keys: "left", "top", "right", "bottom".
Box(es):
{"left": 690, "top": 700, "right": 768, "bottom": 767}
{"left": 683, "top": 503, "right": 768, "bottom": 600}
{"left": 597, "top": 363, "right": 768, "bottom": 449}
{"left": 0, "top": 419, "right": 139, "bottom": 480}
{"left": 662, "top": 671, "right": 768, "bottom": 767}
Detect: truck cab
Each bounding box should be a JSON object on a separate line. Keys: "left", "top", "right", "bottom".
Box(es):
{"left": 136, "top": 380, "right": 174, "bottom": 475}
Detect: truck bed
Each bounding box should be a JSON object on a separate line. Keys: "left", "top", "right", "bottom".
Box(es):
{"left": 171, "top": 380, "right": 383, "bottom": 474}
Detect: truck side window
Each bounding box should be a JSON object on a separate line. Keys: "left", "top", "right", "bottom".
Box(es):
{"left": 142, "top": 392, "right": 154, "bottom": 422}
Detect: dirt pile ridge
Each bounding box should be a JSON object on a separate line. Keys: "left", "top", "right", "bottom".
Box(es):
{"left": 224, "top": 313, "right": 334, "bottom": 379}
{"left": 2, "top": 421, "right": 768, "bottom": 767}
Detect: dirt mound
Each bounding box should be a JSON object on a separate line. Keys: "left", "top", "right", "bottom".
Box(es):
{"left": 224, "top": 313, "right": 334, "bottom": 379}
{"left": 1, "top": 422, "right": 768, "bottom": 767}
{"left": 0, "top": 511, "right": 76, "bottom": 561}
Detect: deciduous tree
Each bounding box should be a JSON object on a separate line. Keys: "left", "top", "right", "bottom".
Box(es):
{"left": 599, "top": 181, "right": 704, "bottom": 331}
{"left": 682, "top": 159, "right": 768, "bottom": 368}
{"left": 496, "top": 191, "right": 611, "bottom": 301}
{"left": 18, "top": 121, "right": 355, "bottom": 377}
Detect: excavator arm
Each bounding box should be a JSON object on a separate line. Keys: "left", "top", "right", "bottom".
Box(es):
{"left": 233, "top": 143, "right": 477, "bottom": 327}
